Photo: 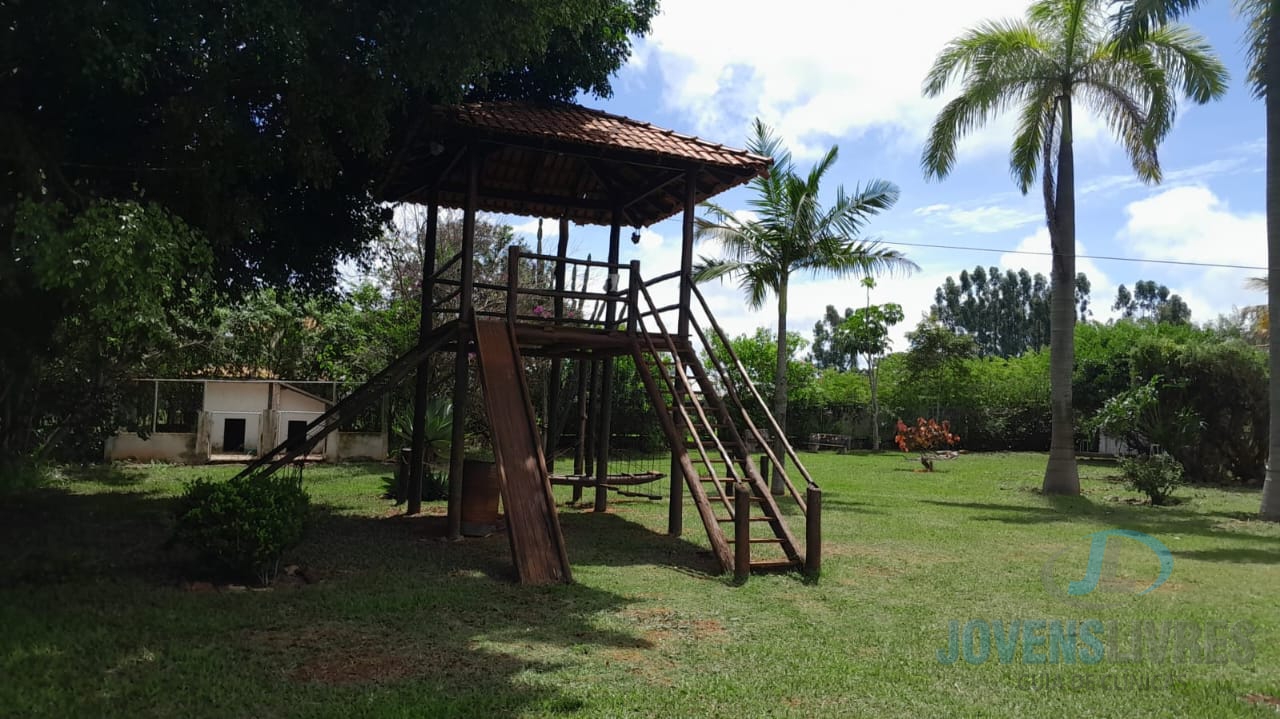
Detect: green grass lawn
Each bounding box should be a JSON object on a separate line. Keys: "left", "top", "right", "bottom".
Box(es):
{"left": 3, "top": 453, "right": 1279, "bottom": 718}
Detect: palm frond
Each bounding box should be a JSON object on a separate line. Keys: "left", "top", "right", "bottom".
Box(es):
{"left": 1110, "top": 0, "right": 1203, "bottom": 39}
{"left": 1136, "top": 23, "right": 1229, "bottom": 103}
{"left": 923, "top": 19, "right": 1050, "bottom": 97}
{"left": 692, "top": 258, "right": 750, "bottom": 290}
{"left": 923, "top": 75, "right": 1043, "bottom": 180}
{"left": 1235, "top": 0, "right": 1270, "bottom": 98}
{"left": 1010, "top": 86, "right": 1058, "bottom": 193}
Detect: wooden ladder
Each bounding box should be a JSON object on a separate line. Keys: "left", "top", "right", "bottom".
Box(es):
{"left": 630, "top": 282, "right": 803, "bottom": 575}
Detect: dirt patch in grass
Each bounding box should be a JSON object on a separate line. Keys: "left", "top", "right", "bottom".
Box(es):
{"left": 619, "top": 607, "right": 728, "bottom": 644}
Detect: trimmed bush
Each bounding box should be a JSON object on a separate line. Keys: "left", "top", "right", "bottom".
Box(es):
{"left": 170, "top": 473, "right": 309, "bottom": 585}
{"left": 1120, "top": 454, "right": 1184, "bottom": 506}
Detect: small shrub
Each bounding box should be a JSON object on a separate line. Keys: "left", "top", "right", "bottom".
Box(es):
{"left": 170, "top": 472, "right": 310, "bottom": 585}
{"left": 0, "top": 457, "right": 58, "bottom": 494}
{"left": 382, "top": 467, "right": 448, "bottom": 503}
{"left": 894, "top": 418, "right": 960, "bottom": 471}
{"left": 1120, "top": 454, "right": 1184, "bottom": 506}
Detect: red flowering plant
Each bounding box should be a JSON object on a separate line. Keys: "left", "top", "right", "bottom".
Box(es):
{"left": 894, "top": 418, "right": 960, "bottom": 471}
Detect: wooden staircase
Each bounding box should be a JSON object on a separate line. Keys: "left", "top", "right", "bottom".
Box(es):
{"left": 630, "top": 277, "right": 818, "bottom": 577}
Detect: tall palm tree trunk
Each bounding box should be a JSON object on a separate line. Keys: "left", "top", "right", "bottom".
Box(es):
{"left": 870, "top": 355, "right": 881, "bottom": 451}
{"left": 1263, "top": 10, "right": 1280, "bottom": 521}
{"left": 1044, "top": 96, "right": 1082, "bottom": 495}
{"left": 772, "top": 274, "right": 789, "bottom": 494}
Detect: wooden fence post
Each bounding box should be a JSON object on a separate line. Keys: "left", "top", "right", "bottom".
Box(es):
{"left": 734, "top": 483, "right": 751, "bottom": 583}
{"left": 805, "top": 486, "right": 822, "bottom": 579}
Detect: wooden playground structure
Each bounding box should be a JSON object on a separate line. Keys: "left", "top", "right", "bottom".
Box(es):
{"left": 233, "top": 102, "right": 822, "bottom": 584}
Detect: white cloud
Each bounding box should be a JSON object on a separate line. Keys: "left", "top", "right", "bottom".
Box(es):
{"left": 630, "top": 0, "right": 1127, "bottom": 160}
{"left": 1080, "top": 156, "right": 1254, "bottom": 197}
{"left": 913, "top": 203, "right": 1042, "bottom": 234}
{"left": 1116, "top": 185, "right": 1265, "bottom": 321}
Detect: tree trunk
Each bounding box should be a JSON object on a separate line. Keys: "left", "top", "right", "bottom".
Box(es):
{"left": 772, "top": 275, "right": 788, "bottom": 494}
{"left": 1043, "top": 96, "right": 1081, "bottom": 495}
{"left": 1262, "top": 12, "right": 1280, "bottom": 521}
{"left": 869, "top": 353, "right": 880, "bottom": 451}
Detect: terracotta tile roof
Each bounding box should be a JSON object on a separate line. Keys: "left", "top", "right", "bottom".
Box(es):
{"left": 381, "top": 101, "right": 772, "bottom": 226}
{"left": 441, "top": 102, "right": 773, "bottom": 171}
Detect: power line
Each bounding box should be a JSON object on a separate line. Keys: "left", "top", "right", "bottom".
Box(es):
{"left": 877, "top": 239, "right": 1266, "bottom": 272}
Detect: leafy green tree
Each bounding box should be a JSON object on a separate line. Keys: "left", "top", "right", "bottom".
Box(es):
{"left": 812, "top": 306, "right": 859, "bottom": 371}
{"left": 3, "top": 200, "right": 214, "bottom": 459}
{"left": 1113, "top": 0, "right": 1275, "bottom": 518}
{"left": 2, "top": 0, "right": 657, "bottom": 289}
{"left": 901, "top": 318, "right": 979, "bottom": 420}
{"left": 922, "top": 0, "right": 1227, "bottom": 495}
{"left": 839, "top": 279, "right": 905, "bottom": 450}
{"left": 933, "top": 265, "right": 1092, "bottom": 357}
{"left": 696, "top": 120, "right": 916, "bottom": 475}
{"left": 1112, "top": 280, "right": 1192, "bottom": 324}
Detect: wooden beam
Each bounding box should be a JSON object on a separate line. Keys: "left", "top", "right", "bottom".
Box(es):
{"left": 670, "top": 167, "right": 698, "bottom": 537}
{"left": 546, "top": 217, "right": 570, "bottom": 471}
{"left": 407, "top": 196, "right": 439, "bottom": 515}
{"left": 447, "top": 149, "right": 480, "bottom": 540}
{"left": 594, "top": 205, "right": 623, "bottom": 513}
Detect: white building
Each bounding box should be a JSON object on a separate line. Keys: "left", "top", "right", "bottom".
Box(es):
{"left": 104, "top": 379, "right": 387, "bottom": 463}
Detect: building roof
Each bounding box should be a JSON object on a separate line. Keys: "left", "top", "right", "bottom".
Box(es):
{"left": 379, "top": 102, "right": 771, "bottom": 227}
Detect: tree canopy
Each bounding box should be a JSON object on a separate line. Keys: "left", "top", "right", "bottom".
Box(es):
{"left": 2, "top": 0, "right": 658, "bottom": 289}
{"left": 931, "top": 265, "right": 1091, "bottom": 358}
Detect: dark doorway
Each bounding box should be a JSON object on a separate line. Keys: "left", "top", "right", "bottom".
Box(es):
{"left": 223, "top": 418, "right": 247, "bottom": 452}
{"left": 287, "top": 420, "right": 308, "bottom": 450}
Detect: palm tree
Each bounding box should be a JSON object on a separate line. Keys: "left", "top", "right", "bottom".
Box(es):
{"left": 1111, "top": 0, "right": 1278, "bottom": 517}
{"left": 922, "top": 0, "right": 1227, "bottom": 495}
{"left": 695, "top": 120, "right": 917, "bottom": 483}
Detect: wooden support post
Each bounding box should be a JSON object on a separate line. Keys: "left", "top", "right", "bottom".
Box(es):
{"left": 626, "top": 260, "right": 641, "bottom": 335}
{"left": 447, "top": 150, "right": 480, "bottom": 540}
{"left": 407, "top": 198, "right": 439, "bottom": 515}
{"left": 594, "top": 207, "right": 622, "bottom": 512}
{"left": 505, "top": 245, "right": 519, "bottom": 323}
{"left": 805, "top": 486, "right": 822, "bottom": 579}
{"left": 678, "top": 168, "right": 695, "bottom": 339}
{"left": 572, "top": 359, "right": 588, "bottom": 502}
{"left": 758, "top": 454, "right": 769, "bottom": 498}
{"left": 581, "top": 359, "right": 598, "bottom": 499}
{"left": 546, "top": 218, "right": 570, "bottom": 471}
{"left": 670, "top": 169, "right": 697, "bottom": 536}
{"left": 734, "top": 482, "right": 751, "bottom": 583}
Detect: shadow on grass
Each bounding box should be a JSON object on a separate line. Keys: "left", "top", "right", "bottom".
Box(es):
{"left": 819, "top": 497, "right": 885, "bottom": 515}
{"left": 1173, "top": 547, "right": 1280, "bottom": 564}
{"left": 559, "top": 510, "right": 721, "bottom": 577}
{"left": 918, "top": 497, "right": 1280, "bottom": 550}
{"left": 0, "top": 486, "right": 659, "bottom": 717}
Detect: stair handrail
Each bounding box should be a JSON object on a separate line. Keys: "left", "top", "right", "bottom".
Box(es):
{"left": 634, "top": 282, "right": 746, "bottom": 511}
{"left": 230, "top": 324, "right": 454, "bottom": 481}
{"left": 687, "top": 316, "right": 809, "bottom": 511}
{"left": 689, "top": 282, "right": 820, "bottom": 492}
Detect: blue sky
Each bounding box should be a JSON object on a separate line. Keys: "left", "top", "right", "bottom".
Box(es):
{"left": 504, "top": 0, "right": 1266, "bottom": 348}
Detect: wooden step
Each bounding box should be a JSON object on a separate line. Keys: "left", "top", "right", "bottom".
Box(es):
{"left": 714, "top": 516, "right": 774, "bottom": 523}
{"left": 727, "top": 538, "right": 786, "bottom": 544}
{"left": 749, "top": 559, "right": 803, "bottom": 571}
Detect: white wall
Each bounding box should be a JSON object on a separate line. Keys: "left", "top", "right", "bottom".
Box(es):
{"left": 203, "top": 382, "right": 270, "bottom": 412}
{"left": 104, "top": 432, "right": 197, "bottom": 462}
{"left": 339, "top": 432, "right": 388, "bottom": 460}
{"left": 278, "top": 386, "right": 328, "bottom": 412}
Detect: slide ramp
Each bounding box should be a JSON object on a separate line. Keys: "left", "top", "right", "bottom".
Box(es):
{"left": 473, "top": 320, "right": 572, "bottom": 584}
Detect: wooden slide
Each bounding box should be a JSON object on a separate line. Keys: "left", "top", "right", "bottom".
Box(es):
{"left": 472, "top": 319, "right": 573, "bottom": 584}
